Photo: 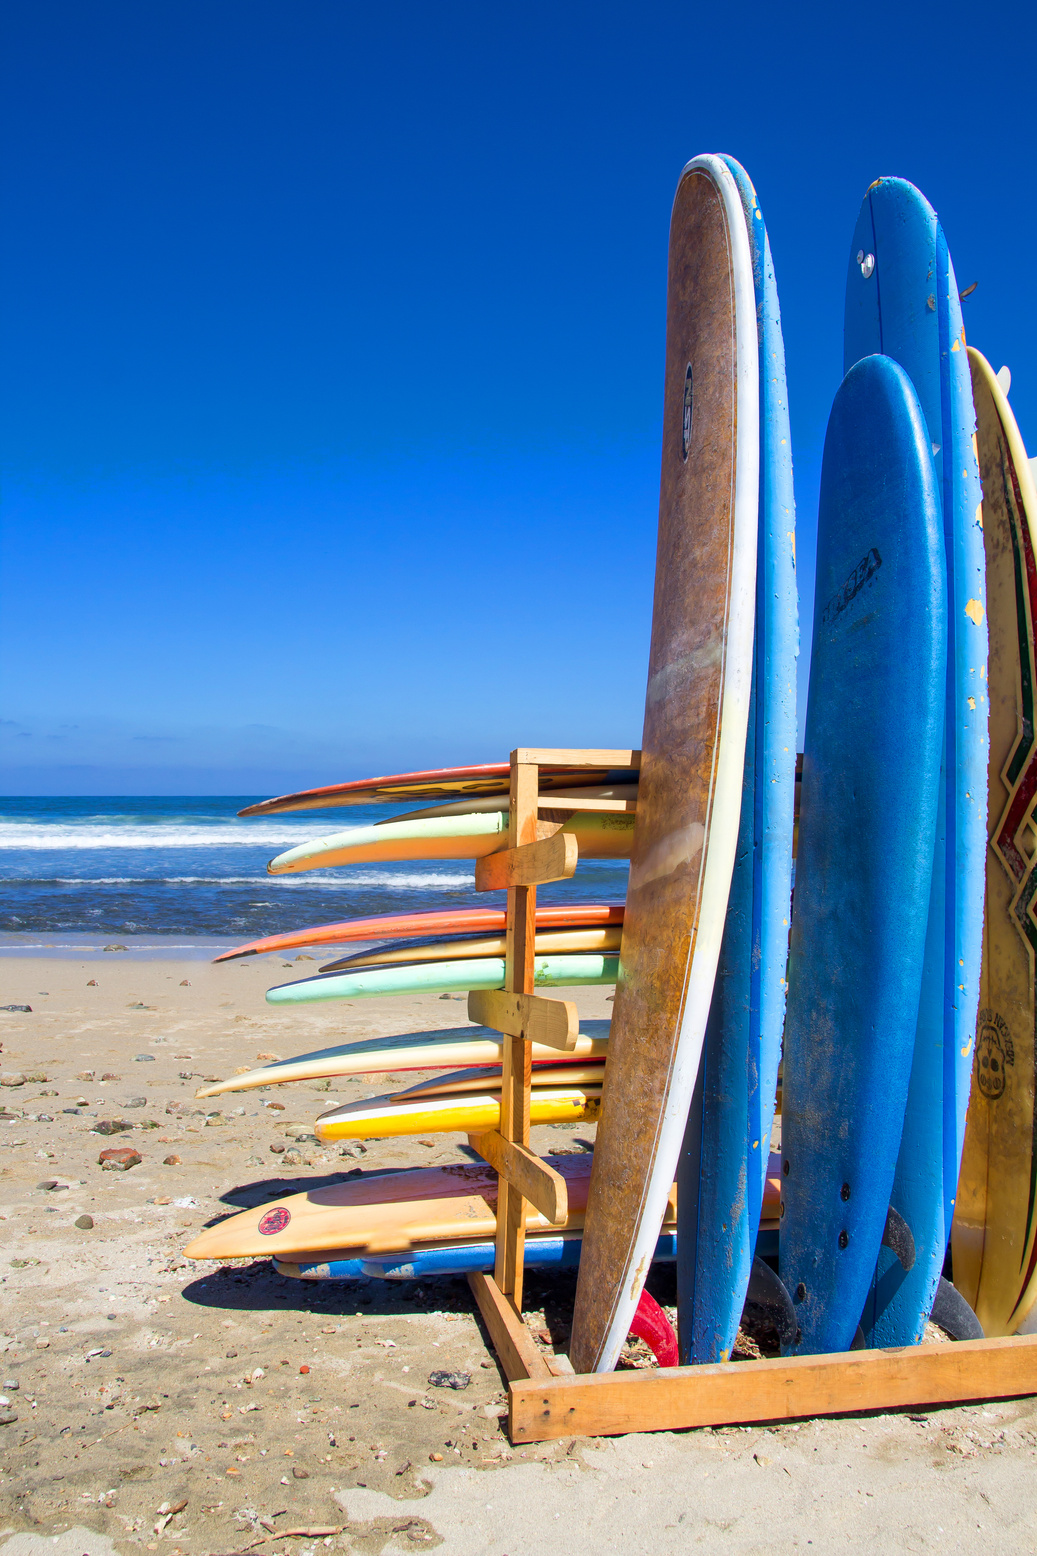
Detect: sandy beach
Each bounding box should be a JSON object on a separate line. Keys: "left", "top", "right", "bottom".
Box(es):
{"left": 1, "top": 953, "right": 1036, "bottom": 1556}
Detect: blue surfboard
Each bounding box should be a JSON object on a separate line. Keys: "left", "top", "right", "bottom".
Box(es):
{"left": 274, "top": 1229, "right": 687, "bottom": 1283}
{"left": 676, "top": 157, "right": 798, "bottom": 1363}
{"left": 845, "top": 179, "right": 988, "bottom": 1346}
{"left": 779, "top": 353, "right": 946, "bottom": 1355}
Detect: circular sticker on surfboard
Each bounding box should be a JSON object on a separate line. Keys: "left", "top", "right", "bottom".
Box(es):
{"left": 682, "top": 364, "right": 693, "bottom": 460}
{"left": 259, "top": 1206, "right": 292, "bottom": 1235}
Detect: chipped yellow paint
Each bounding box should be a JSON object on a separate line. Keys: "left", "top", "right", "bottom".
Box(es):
{"left": 961, "top": 1037, "right": 974, "bottom": 1059}
{"left": 866, "top": 178, "right": 882, "bottom": 192}
{"left": 952, "top": 338, "right": 961, "bottom": 352}
{"left": 789, "top": 530, "right": 796, "bottom": 565}
{"left": 965, "top": 599, "right": 984, "bottom": 626}
{"left": 976, "top": 501, "right": 984, "bottom": 529}
{"left": 968, "top": 697, "right": 976, "bottom": 710}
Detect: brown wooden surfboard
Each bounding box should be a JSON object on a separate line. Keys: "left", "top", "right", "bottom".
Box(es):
{"left": 569, "top": 154, "right": 759, "bottom": 1373}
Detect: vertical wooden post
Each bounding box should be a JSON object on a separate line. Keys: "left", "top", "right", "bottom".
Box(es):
{"left": 495, "top": 753, "right": 538, "bottom": 1311}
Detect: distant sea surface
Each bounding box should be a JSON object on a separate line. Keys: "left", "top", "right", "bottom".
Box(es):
{"left": 0, "top": 797, "right": 628, "bottom": 943}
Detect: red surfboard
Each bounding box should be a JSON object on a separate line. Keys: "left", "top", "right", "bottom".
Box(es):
{"left": 238, "top": 761, "right": 640, "bottom": 817}
{"left": 212, "top": 902, "right": 626, "bottom": 963}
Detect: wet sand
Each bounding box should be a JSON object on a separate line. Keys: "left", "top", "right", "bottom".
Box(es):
{"left": 1, "top": 954, "right": 1036, "bottom": 1556}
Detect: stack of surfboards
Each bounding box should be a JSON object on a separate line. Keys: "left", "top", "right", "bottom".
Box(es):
{"left": 779, "top": 177, "right": 990, "bottom": 1354}
{"left": 186, "top": 159, "right": 1036, "bottom": 1362}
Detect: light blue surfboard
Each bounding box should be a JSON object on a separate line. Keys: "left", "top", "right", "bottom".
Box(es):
{"left": 265, "top": 954, "right": 618, "bottom": 1005}
{"left": 676, "top": 157, "right": 798, "bottom": 1363}
{"left": 274, "top": 1226, "right": 782, "bottom": 1283}
{"left": 780, "top": 353, "right": 946, "bottom": 1355}
{"left": 275, "top": 1232, "right": 678, "bottom": 1283}
{"left": 845, "top": 179, "right": 988, "bottom": 1346}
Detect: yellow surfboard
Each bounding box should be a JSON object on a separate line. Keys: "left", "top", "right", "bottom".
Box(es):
{"left": 194, "top": 1022, "right": 610, "bottom": 1100}
{"left": 313, "top": 1084, "right": 601, "bottom": 1141}
{"left": 953, "top": 349, "right": 1037, "bottom": 1336}
{"left": 320, "top": 925, "right": 623, "bottom": 973}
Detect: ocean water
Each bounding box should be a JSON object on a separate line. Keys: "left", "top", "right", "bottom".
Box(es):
{"left": 0, "top": 797, "right": 628, "bottom": 942}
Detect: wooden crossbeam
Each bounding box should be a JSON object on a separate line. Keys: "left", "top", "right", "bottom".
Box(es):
{"left": 507, "top": 1334, "right": 1037, "bottom": 1442}
{"left": 538, "top": 795, "right": 637, "bottom": 813}
{"left": 468, "top": 1131, "right": 568, "bottom": 1224}
{"left": 513, "top": 747, "right": 641, "bottom": 769}
{"left": 475, "top": 829, "right": 578, "bottom": 892}
{"left": 467, "top": 989, "right": 580, "bottom": 1051}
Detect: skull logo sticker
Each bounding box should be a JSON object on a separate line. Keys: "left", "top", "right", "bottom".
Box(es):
{"left": 976, "top": 1009, "right": 1015, "bottom": 1101}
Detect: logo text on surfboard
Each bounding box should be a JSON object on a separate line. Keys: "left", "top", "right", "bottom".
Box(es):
{"left": 822, "top": 547, "right": 883, "bottom": 629}
{"left": 682, "top": 364, "right": 693, "bottom": 461}
{"left": 259, "top": 1207, "right": 292, "bottom": 1235}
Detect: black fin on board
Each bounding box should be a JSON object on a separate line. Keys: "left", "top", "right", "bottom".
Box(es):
{"left": 742, "top": 1256, "right": 797, "bottom": 1349}
{"left": 929, "top": 1277, "right": 984, "bottom": 1342}
{"left": 881, "top": 1205, "right": 916, "bottom": 1271}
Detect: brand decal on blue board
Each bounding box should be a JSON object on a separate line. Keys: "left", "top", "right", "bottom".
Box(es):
{"left": 821, "top": 548, "right": 882, "bottom": 628}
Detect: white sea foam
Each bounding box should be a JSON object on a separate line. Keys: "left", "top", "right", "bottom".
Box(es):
{"left": 0, "top": 822, "right": 320, "bottom": 849}
{"left": 36, "top": 872, "right": 479, "bottom": 889}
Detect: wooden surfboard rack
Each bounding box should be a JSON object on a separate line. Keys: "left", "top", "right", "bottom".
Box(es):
{"left": 464, "top": 748, "right": 1037, "bottom": 1444}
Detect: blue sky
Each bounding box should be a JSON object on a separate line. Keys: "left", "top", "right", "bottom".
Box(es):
{"left": 2, "top": 0, "right": 1034, "bottom": 794}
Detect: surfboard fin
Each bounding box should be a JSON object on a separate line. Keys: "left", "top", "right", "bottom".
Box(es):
{"left": 629, "top": 1288, "right": 679, "bottom": 1367}
{"left": 881, "top": 1205, "right": 916, "bottom": 1271}
{"left": 929, "top": 1276, "right": 984, "bottom": 1341}
{"left": 742, "top": 1257, "right": 797, "bottom": 1350}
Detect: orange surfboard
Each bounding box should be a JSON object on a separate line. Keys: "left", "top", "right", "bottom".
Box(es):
{"left": 213, "top": 903, "right": 625, "bottom": 963}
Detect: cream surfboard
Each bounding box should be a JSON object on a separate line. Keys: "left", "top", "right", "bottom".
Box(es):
{"left": 319, "top": 925, "right": 622, "bottom": 973}
{"left": 238, "top": 760, "right": 640, "bottom": 818}
{"left": 266, "top": 811, "right": 634, "bottom": 875}
{"left": 570, "top": 153, "right": 758, "bottom": 1374}
{"left": 953, "top": 349, "right": 1037, "bottom": 1336}
{"left": 194, "top": 1021, "right": 611, "bottom": 1100}
{"left": 385, "top": 1061, "right": 605, "bottom": 1098}
{"left": 183, "top": 1153, "right": 781, "bottom": 1264}
{"left": 390, "top": 786, "right": 639, "bottom": 822}
{"left": 183, "top": 1153, "right": 653, "bottom": 1261}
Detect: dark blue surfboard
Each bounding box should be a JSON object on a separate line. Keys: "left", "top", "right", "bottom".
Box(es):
{"left": 845, "top": 178, "right": 987, "bottom": 1346}
{"left": 779, "top": 353, "right": 946, "bottom": 1355}
{"left": 677, "top": 157, "right": 798, "bottom": 1363}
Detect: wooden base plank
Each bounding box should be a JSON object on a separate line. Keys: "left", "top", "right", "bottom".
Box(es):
{"left": 469, "top": 1272, "right": 553, "bottom": 1382}
{"left": 508, "top": 1334, "right": 1037, "bottom": 1442}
